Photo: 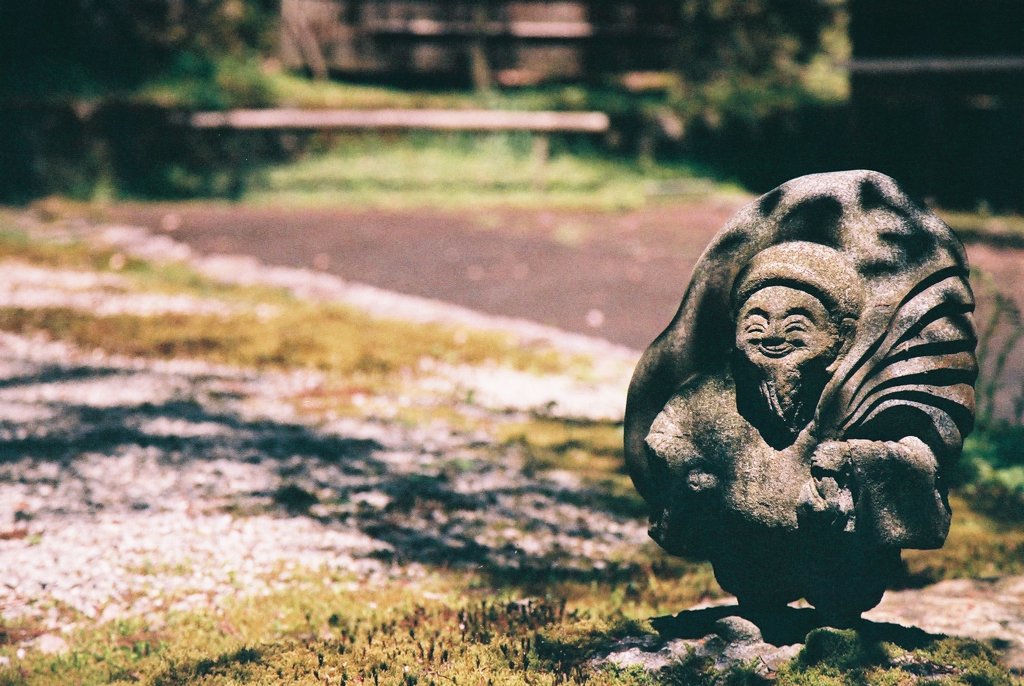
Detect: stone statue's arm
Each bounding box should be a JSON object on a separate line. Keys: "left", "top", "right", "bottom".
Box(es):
{"left": 643, "top": 382, "right": 728, "bottom": 490}
{"left": 805, "top": 437, "right": 949, "bottom": 549}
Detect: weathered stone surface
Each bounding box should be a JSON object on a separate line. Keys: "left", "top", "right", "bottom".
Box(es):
{"left": 598, "top": 614, "right": 802, "bottom": 678}
{"left": 626, "top": 170, "right": 977, "bottom": 623}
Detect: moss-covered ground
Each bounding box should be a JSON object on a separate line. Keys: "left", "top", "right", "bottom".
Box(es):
{"left": 0, "top": 218, "right": 1021, "bottom": 684}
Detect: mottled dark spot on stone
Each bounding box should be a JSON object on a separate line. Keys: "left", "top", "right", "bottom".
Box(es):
{"left": 778, "top": 196, "right": 843, "bottom": 246}
{"left": 857, "top": 257, "right": 903, "bottom": 278}
{"left": 859, "top": 177, "right": 889, "bottom": 211}
{"left": 861, "top": 178, "right": 934, "bottom": 262}
{"left": 879, "top": 225, "right": 936, "bottom": 264}
{"left": 707, "top": 229, "right": 751, "bottom": 261}
{"left": 759, "top": 188, "right": 784, "bottom": 216}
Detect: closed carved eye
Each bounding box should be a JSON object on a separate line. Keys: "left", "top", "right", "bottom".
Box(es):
{"left": 742, "top": 315, "right": 768, "bottom": 336}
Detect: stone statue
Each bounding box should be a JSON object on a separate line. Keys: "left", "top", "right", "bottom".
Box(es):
{"left": 626, "top": 170, "right": 977, "bottom": 626}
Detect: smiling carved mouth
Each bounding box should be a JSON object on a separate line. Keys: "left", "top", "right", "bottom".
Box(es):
{"left": 759, "top": 343, "right": 794, "bottom": 358}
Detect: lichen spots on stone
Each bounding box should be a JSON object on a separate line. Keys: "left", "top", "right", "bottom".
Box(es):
{"left": 778, "top": 195, "right": 844, "bottom": 247}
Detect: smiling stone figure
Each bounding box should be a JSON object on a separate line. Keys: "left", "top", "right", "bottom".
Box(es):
{"left": 627, "top": 171, "right": 978, "bottom": 626}
{"left": 730, "top": 242, "right": 862, "bottom": 450}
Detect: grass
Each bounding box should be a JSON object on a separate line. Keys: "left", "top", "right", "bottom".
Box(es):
{"left": 498, "top": 419, "right": 624, "bottom": 475}
{"left": 0, "top": 219, "right": 297, "bottom": 309}
{"left": 4, "top": 60, "right": 745, "bottom": 206}
{"left": 0, "top": 567, "right": 712, "bottom": 686}
{"left": 0, "top": 411, "right": 1020, "bottom": 683}
{"left": 242, "top": 133, "right": 733, "bottom": 211}
{"left": 0, "top": 304, "right": 565, "bottom": 377}
{"left": 254, "top": 70, "right": 649, "bottom": 115}
{"left": 1, "top": 561, "right": 1017, "bottom": 685}
{"left": 123, "top": 59, "right": 671, "bottom": 117}
{"left": 0, "top": 220, "right": 576, "bottom": 393}
{"left": 0, "top": 214, "right": 594, "bottom": 430}
{"left": 957, "top": 424, "right": 1024, "bottom": 520}
{"left": 498, "top": 419, "right": 647, "bottom": 520}
{"left": 902, "top": 494, "right": 1024, "bottom": 584}
{"left": 775, "top": 629, "right": 1015, "bottom": 686}
{"left": 939, "top": 210, "right": 1024, "bottom": 248}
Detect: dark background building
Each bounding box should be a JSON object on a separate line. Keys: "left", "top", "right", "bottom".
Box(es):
{"left": 280, "top": 0, "right": 681, "bottom": 86}
{"left": 848, "top": 0, "right": 1024, "bottom": 210}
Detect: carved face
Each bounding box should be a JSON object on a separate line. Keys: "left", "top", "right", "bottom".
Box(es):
{"left": 735, "top": 286, "right": 844, "bottom": 434}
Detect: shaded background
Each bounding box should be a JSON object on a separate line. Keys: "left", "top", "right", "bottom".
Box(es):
{"left": 1, "top": 0, "right": 1022, "bottom": 210}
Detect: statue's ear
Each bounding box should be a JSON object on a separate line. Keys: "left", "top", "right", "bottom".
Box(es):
{"left": 826, "top": 316, "right": 858, "bottom": 374}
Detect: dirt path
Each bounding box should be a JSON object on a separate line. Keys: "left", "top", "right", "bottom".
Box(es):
{"left": 105, "top": 202, "right": 741, "bottom": 351}
{"left": 106, "top": 201, "right": 1024, "bottom": 416}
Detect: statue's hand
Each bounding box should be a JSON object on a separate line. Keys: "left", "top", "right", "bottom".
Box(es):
{"left": 797, "top": 477, "right": 856, "bottom": 533}
{"left": 799, "top": 441, "right": 856, "bottom": 533}
{"left": 810, "top": 441, "right": 851, "bottom": 477}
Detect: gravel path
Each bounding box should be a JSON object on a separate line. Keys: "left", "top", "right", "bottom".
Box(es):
{"left": 0, "top": 227, "right": 648, "bottom": 649}
{"left": 0, "top": 327, "right": 647, "bottom": 638}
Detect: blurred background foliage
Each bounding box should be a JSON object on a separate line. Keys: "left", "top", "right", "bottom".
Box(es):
{"left": 671, "top": 0, "right": 847, "bottom": 125}
{"left": 0, "top": 0, "right": 855, "bottom": 203}
{"left": 0, "top": 0, "right": 844, "bottom": 113}
{"left": 3, "top": 0, "right": 1021, "bottom": 211}
{"left": 0, "top": 0, "right": 278, "bottom": 102}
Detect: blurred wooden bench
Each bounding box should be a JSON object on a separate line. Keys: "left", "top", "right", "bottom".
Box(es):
{"left": 187, "top": 108, "right": 610, "bottom": 191}
{"left": 188, "top": 108, "right": 610, "bottom": 134}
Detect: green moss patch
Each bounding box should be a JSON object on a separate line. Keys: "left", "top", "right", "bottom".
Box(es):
{"left": 0, "top": 224, "right": 576, "bottom": 393}
{"left": 779, "top": 629, "right": 1014, "bottom": 686}
{"left": 0, "top": 304, "right": 563, "bottom": 377}
{"left": 498, "top": 419, "right": 646, "bottom": 520}
{"left": 499, "top": 419, "right": 624, "bottom": 475}
{"left": 0, "top": 572, "right": 716, "bottom": 686}
{"left": 901, "top": 495, "right": 1024, "bottom": 585}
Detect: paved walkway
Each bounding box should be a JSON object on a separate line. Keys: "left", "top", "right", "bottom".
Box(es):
{"left": 108, "top": 201, "right": 1024, "bottom": 418}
